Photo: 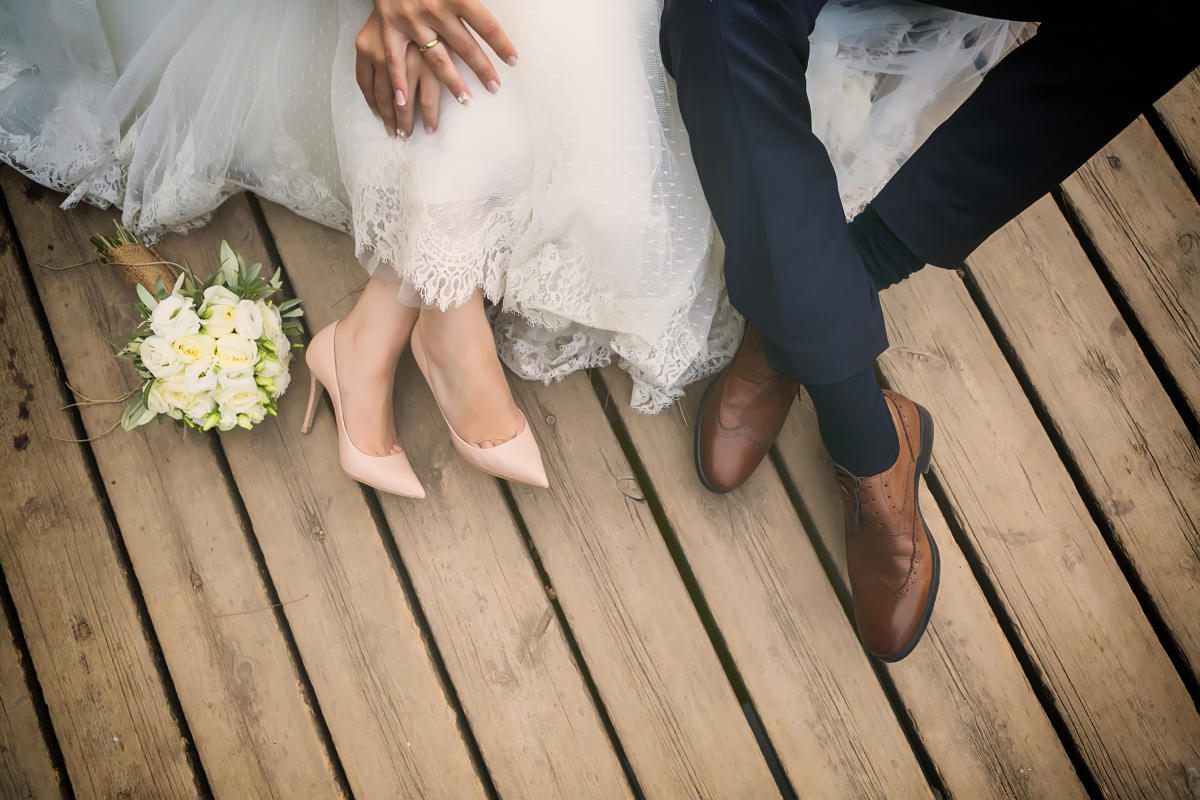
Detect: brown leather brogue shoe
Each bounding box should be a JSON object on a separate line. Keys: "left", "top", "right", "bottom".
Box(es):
{"left": 836, "top": 389, "right": 938, "bottom": 662}
{"left": 695, "top": 325, "right": 799, "bottom": 493}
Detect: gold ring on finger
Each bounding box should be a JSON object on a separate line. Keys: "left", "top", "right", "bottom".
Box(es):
{"left": 418, "top": 37, "right": 441, "bottom": 54}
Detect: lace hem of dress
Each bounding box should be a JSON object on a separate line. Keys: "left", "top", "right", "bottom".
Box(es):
{"left": 347, "top": 179, "right": 739, "bottom": 414}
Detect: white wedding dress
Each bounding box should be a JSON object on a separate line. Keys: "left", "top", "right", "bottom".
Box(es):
{"left": 0, "top": 0, "right": 1016, "bottom": 411}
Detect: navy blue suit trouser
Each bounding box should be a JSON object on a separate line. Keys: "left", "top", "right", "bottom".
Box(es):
{"left": 659, "top": 0, "right": 1200, "bottom": 383}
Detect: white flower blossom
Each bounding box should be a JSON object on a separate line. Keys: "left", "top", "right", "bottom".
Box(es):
{"left": 150, "top": 294, "right": 201, "bottom": 339}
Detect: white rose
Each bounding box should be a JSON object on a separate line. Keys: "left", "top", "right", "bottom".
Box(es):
{"left": 233, "top": 299, "right": 264, "bottom": 340}
{"left": 146, "top": 378, "right": 171, "bottom": 414}
{"left": 185, "top": 393, "right": 216, "bottom": 425}
{"left": 201, "top": 285, "right": 239, "bottom": 312}
{"left": 218, "top": 369, "right": 257, "bottom": 391}
{"left": 150, "top": 295, "right": 201, "bottom": 339}
{"left": 139, "top": 335, "right": 183, "bottom": 378}
{"left": 214, "top": 334, "right": 258, "bottom": 373}
{"left": 272, "top": 368, "right": 291, "bottom": 395}
{"left": 215, "top": 385, "right": 264, "bottom": 417}
{"left": 156, "top": 374, "right": 193, "bottom": 411}
{"left": 217, "top": 409, "right": 239, "bottom": 431}
{"left": 244, "top": 404, "right": 268, "bottom": 424}
{"left": 202, "top": 303, "right": 238, "bottom": 338}
{"left": 171, "top": 333, "right": 216, "bottom": 365}
{"left": 272, "top": 331, "right": 291, "bottom": 359}
{"left": 256, "top": 354, "right": 283, "bottom": 378}
{"left": 260, "top": 302, "right": 283, "bottom": 340}
{"left": 182, "top": 359, "right": 219, "bottom": 395}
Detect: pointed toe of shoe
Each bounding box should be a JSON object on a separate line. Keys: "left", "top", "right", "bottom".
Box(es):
{"left": 340, "top": 446, "right": 427, "bottom": 499}
{"left": 452, "top": 419, "right": 550, "bottom": 489}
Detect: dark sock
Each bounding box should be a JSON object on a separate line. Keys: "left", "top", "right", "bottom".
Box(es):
{"left": 849, "top": 204, "right": 924, "bottom": 291}
{"left": 805, "top": 365, "right": 899, "bottom": 477}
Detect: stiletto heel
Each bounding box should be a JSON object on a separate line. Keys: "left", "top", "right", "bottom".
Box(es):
{"left": 300, "top": 371, "right": 321, "bottom": 434}
{"left": 409, "top": 319, "right": 549, "bottom": 489}
{"left": 304, "top": 321, "right": 425, "bottom": 499}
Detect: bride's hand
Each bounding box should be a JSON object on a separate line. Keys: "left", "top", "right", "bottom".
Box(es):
{"left": 397, "top": 42, "right": 442, "bottom": 137}
{"left": 370, "top": 0, "right": 517, "bottom": 105}
{"left": 356, "top": 10, "right": 443, "bottom": 139}
{"left": 356, "top": 8, "right": 411, "bottom": 138}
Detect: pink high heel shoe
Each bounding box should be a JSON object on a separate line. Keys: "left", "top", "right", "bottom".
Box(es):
{"left": 300, "top": 321, "right": 426, "bottom": 499}
{"left": 409, "top": 319, "right": 549, "bottom": 489}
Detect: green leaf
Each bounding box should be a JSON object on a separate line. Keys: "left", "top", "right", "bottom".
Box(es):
{"left": 136, "top": 283, "right": 158, "bottom": 311}
{"left": 120, "top": 397, "right": 156, "bottom": 431}
{"left": 219, "top": 241, "right": 239, "bottom": 286}
{"left": 172, "top": 272, "right": 187, "bottom": 295}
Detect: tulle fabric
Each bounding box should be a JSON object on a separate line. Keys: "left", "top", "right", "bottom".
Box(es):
{"left": 0, "top": 0, "right": 1018, "bottom": 411}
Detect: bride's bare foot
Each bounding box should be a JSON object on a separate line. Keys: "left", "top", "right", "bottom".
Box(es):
{"left": 334, "top": 274, "right": 418, "bottom": 457}
{"left": 414, "top": 291, "right": 524, "bottom": 448}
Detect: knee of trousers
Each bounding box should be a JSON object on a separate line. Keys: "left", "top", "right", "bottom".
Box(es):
{"left": 660, "top": 0, "right": 823, "bottom": 79}
{"left": 722, "top": 251, "right": 869, "bottom": 349}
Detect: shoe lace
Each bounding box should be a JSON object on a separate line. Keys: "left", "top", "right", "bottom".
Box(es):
{"left": 836, "top": 466, "right": 879, "bottom": 526}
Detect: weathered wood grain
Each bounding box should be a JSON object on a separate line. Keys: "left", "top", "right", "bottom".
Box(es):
{"left": 508, "top": 373, "right": 778, "bottom": 798}
{"left": 967, "top": 193, "right": 1200, "bottom": 683}
{"left": 1059, "top": 117, "right": 1200, "bottom": 422}
{"left": 0, "top": 604, "right": 64, "bottom": 800}
{"left": 0, "top": 177, "right": 200, "bottom": 799}
{"left": 162, "top": 198, "right": 489, "bottom": 800}
{"left": 2, "top": 172, "right": 344, "bottom": 799}
{"left": 260, "top": 202, "right": 634, "bottom": 800}
{"left": 776, "top": 394, "right": 1086, "bottom": 800}
{"left": 878, "top": 265, "right": 1200, "bottom": 797}
{"left": 1155, "top": 68, "right": 1200, "bottom": 180}
{"left": 603, "top": 368, "right": 932, "bottom": 800}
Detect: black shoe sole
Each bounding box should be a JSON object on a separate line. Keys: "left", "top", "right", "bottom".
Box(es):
{"left": 874, "top": 401, "right": 940, "bottom": 664}
{"left": 694, "top": 378, "right": 735, "bottom": 495}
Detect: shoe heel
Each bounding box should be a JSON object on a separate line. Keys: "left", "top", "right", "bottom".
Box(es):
{"left": 300, "top": 371, "right": 322, "bottom": 434}
{"left": 915, "top": 403, "right": 935, "bottom": 475}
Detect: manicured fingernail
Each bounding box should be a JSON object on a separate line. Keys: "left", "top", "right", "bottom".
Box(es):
{"left": 395, "top": 89, "right": 406, "bottom": 107}
{"left": 457, "top": 92, "right": 472, "bottom": 106}
{"left": 398, "top": 129, "right": 408, "bottom": 140}
{"left": 486, "top": 80, "right": 500, "bottom": 94}
{"left": 424, "top": 124, "right": 434, "bottom": 134}
{"left": 505, "top": 55, "right": 518, "bottom": 67}
{"left": 387, "top": 125, "right": 396, "bottom": 138}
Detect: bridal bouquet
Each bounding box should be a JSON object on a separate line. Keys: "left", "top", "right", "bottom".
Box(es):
{"left": 102, "top": 234, "right": 304, "bottom": 432}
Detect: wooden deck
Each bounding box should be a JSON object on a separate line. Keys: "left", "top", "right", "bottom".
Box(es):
{"left": 2, "top": 71, "right": 1200, "bottom": 800}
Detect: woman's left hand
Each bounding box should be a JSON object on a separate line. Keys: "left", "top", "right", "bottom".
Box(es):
{"left": 355, "top": 8, "right": 441, "bottom": 138}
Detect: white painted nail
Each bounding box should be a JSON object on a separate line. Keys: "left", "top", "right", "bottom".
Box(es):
{"left": 486, "top": 80, "right": 500, "bottom": 94}
{"left": 505, "top": 55, "right": 518, "bottom": 67}
{"left": 424, "top": 124, "right": 434, "bottom": 134}
{"left": 395, "top": 89, "right": 406, "bottom": 107}
{"left": 457, "top": 92, "right": 472, "bottom": 106}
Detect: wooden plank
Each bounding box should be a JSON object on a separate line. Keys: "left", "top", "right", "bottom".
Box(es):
{"left": 1155, "top": 68, "right": 1200, "bottom": 179}
{"left": 602, "top": 368, "right": 933, "bottom": 799}
{"left": 2, "top": 172, "right": 344, "bottom": 799}
{"left": 259, "top": 202, "right": 634, "bottom": 800}
{"left": 877, "top": 264, "right": 1200, "bottom": 797}
{"left": 0, "top": 186, "right": 200, "bottom": 799}
{"left": 1059, "top": 117, "right": 1200, "bottom": 421}
{"left": 776, "top": 397, "right": 1087, "bottom": 799}
{"left": 157, "top": 198, "right": 489, "bottom": 799}
{"left": 507, "top": 373, "right": 778, "bottom": 798}
{"left": 967, "top": 194, "right": 1200, "bottom": 681}
{"left": 0, "top": 602, "right": 64, "bottom": 800}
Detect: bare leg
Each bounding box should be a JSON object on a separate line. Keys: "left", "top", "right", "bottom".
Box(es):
{"left": 335, "top": 271, "right": 418, "bottom": 456}
{"left": 417, "top": 290, "right": 524, "bottom": 448}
